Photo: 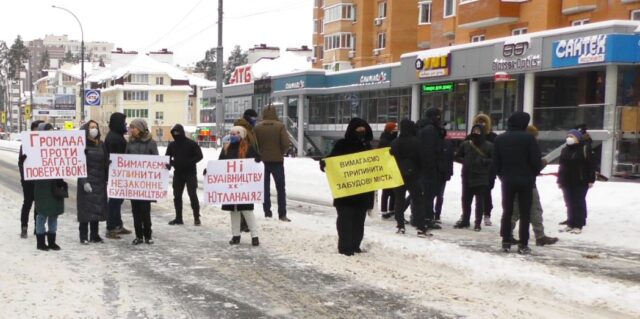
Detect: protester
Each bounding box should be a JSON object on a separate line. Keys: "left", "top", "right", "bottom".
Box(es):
{"left": 166, "top": 124, "right": 204, "bottom": 226}
{"left": 417, "top": 107, "right": 445, "bottom": 230}
{"left": 511, "top": 126, "right": 559, "bottom": 246}
{"left": 493, "top": 112, "right": 543, "bottom": 254}
{"left": 33, "top": 123, "right": 64, "bottom": 251}
{"left": 234, "top": 109, "right": 260, "bottom": 232}
{"left": 254, "top": 105, "right": 291, "bottom": 221}
{"left": 125, "top": 119, "right": 159, "bottom": 245}
{"left": 471, "top": 114, "right": 498, "bottom": 226}
{"left": 378, "top": 122, "right": 398, "bottom": 220}
{"left": 320, "top": 118, "right": 375, "bottom": 256}
{"left": 454, "top": 124, "right": 493, "bottom": 231}
{"left": 104, "top": 112, "right": 132, "bottom": 239}
{"left": 390, "top": 119, "right": 430, "bottom": 237}
{"left": 437, "top": 126, "right": 454, "bottom": 222}
{"left": 558, "top": 129, "right": 596, "bottom": 234}
{"left": 219, "top": 126, "right": 261, "bottom": 246}
{"left": 18, "top": 120, "right": 43, "bottom": 238}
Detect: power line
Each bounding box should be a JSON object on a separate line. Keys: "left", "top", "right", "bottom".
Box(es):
{"left": 166, "top": 21, "right": 218, "bottom": 49}
{"left": 143, "top": 0, "right": 207, "bottom": 51}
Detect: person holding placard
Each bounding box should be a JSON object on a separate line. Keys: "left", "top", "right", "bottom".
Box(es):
{"left": 219, "top": 126, "right": 261, "bottom": 246}
{"left": 77, "top": 120, "right": 109, "bottom": 244}
{"left": 125, "top": 119, "right": 159, "bottom": 245}
{"left": 18, "top": 120, "right": 43, "bottom": 238}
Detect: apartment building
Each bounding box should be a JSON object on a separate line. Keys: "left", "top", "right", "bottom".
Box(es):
{"left": 312, "top": 0, "right": 640, "bottom": 69}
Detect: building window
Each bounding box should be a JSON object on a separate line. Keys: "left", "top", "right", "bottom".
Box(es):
{"left": 127, "top": 74, "right": 149, "bottom": 84}
{"left": 156, "top": 94, "right": 164, "bottom": 102}
{"left": 444, "top": 0, "right": 456, "bottom": 18}
{"left": 156, "top": 111, "right": 164, "bottom": 120}
{"left": 377, "top": 33, "right": 386, "bottom": 49}
{"left": 324, "top": 33, "right": 354, "bottom": 50}
{"left": 459, "top": 0, "right": 477, "bottom": 3}
{"left": 471, "top": 35, "right": 485, "bottom": 42}
{"left": 571, "top": 19, "right": 589, "bottom": 26}
{"left": 123, "top": 91, "right": 149, "bottom": 101}
{"left": 324, "top": 4, "right": 355, "bottom": 23}
{"left": 124, "top": 109, "right": 149, "bottom": 118}
{"left": 314, "top": 45, "right": 324, "bottom": 59}
{"left": 419, "top": 1, "right": 432, "bottom": 24}
{"left": 378, "top": 2, "right": 387, "bottom": 18}
{"left": 512, "top": 27, "right": 528, "bottom": 36}
{"left": 155, "top": 77, "right": 164, "bottom": 85}
{"left": 631, "top": 10, "right": 640, "bottom": 21}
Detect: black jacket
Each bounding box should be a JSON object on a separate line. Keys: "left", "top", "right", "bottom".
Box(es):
{"left": 105, "top": 112, "right": 127, "bottom": 159}
{"left": 390, "top": 119, "right": 423, "bottom": 180}
{"left": 322, "top": 118, "right": 375, "bottom": 209}
{"left": 492, "top": 112, "right": 543, "bottom": 186}
{"left": 442, "top": 138, "right": 454, "bottom": 181}
{"left": 166, "top": 124, "right": 203, "bottom": 176}
{"left": 558, "top": 143, "right": 596, "bottom": 187}
{"left": 456, "top": 139, "right": 493, "bottom": 188}
{"left": 77, "top": 121, "right": 108, "bottom": 223}
{"left": 218, "top": 141, "right": 260, "bottom": 212}
{"left": 377, "top": 131, "right": 397, "bottom": 148}
{"left": 418, "top": 108, "right": 446, "bottom": 180}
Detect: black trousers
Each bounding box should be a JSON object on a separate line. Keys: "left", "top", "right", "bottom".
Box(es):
{"left": 79, "top": 221, "right": 99, "bottom": 241}
{"left": 173, "top": 173, "right": 200, "bottom": 221}
{"left": 461, "top": 184, "right": 487, "bottom": 225}
{"left": 335, "top": 206, "right": 367, "bottom": 255}
{"left": 394, "top": 177, "right": 425, "bottom": 230}
{"left": 381, "top": 188, "right": 395, "bottom": 213}
{"left": 131, "top": 200, "right": 152, "bottom": 239}
{"left": 562, "top": 185, "right": 589, "bottom": 229}
{"left": 484, "top": 182, "right": 495, "bottom": 218}
{"left": 500, "top": 182, "right": 533, "bottom": 246}
{"left": 420, "top": 176, "right": 442, "bottom": 221}
{"left": 435, "top": 181, "right": 447, "bottom": 219}
{"left": 20, "top": 180, "right": 36, "bottom": 228}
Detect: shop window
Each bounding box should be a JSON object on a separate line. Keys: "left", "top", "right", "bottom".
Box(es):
{"left": 419, "top": 1, "right": 432, "bottom": 24}
{"left": 444, "top": 0, "right": 456, "bottom": 18}
{"left": 478, "top": 81, "right": 518, "bottom": 131}
{"left": 512, "top": 28, "right": 528, "bottom": 36}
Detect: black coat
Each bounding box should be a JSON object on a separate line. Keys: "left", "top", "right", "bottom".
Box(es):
{"left": 219, "top": 141, "right": 260, "bottom": 211}
{"left": 492, "top": 112, "right": 543, "bottom": 186}
{"left": 442, "top": 138, "right": 455, "bottom": 181}
{"left": 105, "top": 112, "right": 127, "bottom": 159}
{"left": 377, "top": 131, "right": 397, "bottom": 148}
{"left": 166, "top": 124, "right": 203, "bottom": 176}
{"left": 390, "top": 119, "right": 423, "bottom": 181}
{"left": 558, "top": 143, "right": 596, "bottom": 187}
{"left": 77, "top": 123, "right": 108, "bottom": 223}
{"left": 18, "top": 146, "right": 29, "bottom": 183}
{"left": 322, "top": 118, "right": 375, "bottom": 209}
{"left": 417, "top": 118, "right": 446, "bottom": 180}
{"left": 456, "top": 140, "right": 493, "bottom": 188}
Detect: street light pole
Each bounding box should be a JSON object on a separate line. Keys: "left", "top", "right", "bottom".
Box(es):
{"left": 52, "top": 5, "right": 85, "bottom": 124}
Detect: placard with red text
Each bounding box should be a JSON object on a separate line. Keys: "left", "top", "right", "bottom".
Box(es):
{"left": 21, "top": 130, "right": 87, "bottom": 180}
{"left": 204, "top": 159, "right": 264, "bottom": 205}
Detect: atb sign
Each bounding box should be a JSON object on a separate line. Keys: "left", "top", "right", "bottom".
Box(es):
{"left": 20, "top": 130, "right": 87, "bottom": 180}
{"left": 204, "top": 159, "right": 264, "bottom": 205}
{"left": 107, "top": 154, "right": 171, "bottom": 200}
{"left": 84, "top": 89, "right": 101, "bottom": 106}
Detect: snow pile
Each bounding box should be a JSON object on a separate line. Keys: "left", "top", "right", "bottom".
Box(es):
{"left": 251, "top": 52, "right": 313, "bottom": 78}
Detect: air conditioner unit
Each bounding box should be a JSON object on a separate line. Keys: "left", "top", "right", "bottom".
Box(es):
{"left": 374, "top": 18, "right": 383, "bottom": 26}
{"left": 373, "top": 49, "right": 380, "bottom": 56}
{"left": 348, "top": 51, "right": 355, "bottom": 58}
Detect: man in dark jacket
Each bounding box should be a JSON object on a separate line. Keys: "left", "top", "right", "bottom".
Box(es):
{"left": 18, "top": 120, "right": 43, "bottom": 238}
{"left": 470, "top": 114, "right": 498, "bottom": 226}
{"left": 437, "top": 126, "right": 454, "bottom": 222}
{"left": 418, "top": 107, "right": 445, "bottom": 230}
{"left": 320, "top": 118, "right": 375, "bottom": 256}
{"left": 254, "top": 105, "right": 291, "bottom": 221}
{"left": 390, "top": 119, "right": 430, "bottom": 237}
{"left": 166, "top": 124, "right": 204, "bottom": 225}
{"left": 492, "top": 111, "right": 543, "bottom": 254}
{"left": 104, "top": 112, "right": 132, "bottom": 239}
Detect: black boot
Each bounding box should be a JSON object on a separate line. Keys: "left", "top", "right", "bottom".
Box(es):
{"left": 36, "top": 234, "right": 49, "bottom": 251}
{"left": 21, "top": 226, "right": 28, "bottom": 239}
{"left": 194, "top": 217, "right": 201, "bottom": 226}
{"left": 168, "top": 219, "right": 184, "bottom": 225}
{"left": 252, "top": 237, "right": 260, "bottom": 246}
{"left": 453, "top": 220, "right": 470, "bottom": 229}
{"left": 47, "top": 233, "right": 61, "bottom": 251}
{"left": 502, "top": 242, "right": 511, "bottom": 253}
{"left": 229, "top": 236, "right": 241, "bottom": 245}
{"left": 517, "top": 244, "right": 531, "bottom": 255}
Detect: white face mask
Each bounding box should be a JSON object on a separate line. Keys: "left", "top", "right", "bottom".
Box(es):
{"left": 566, "top": 137, "right": 577, "bottom": 145}
{"left": 89, "top": 128, "right": 99, "bottom": 139}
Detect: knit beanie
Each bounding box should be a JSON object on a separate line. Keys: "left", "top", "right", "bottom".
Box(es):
{"left": 230, "top": 126, "right": 247, "bottom": 139}
{"left": 129, "top": 119, "right": 148, "bottom": 133}
{"left": 567, "top": 129, "right": 582, "bottom": 141}
{"left": 384, "top": 122, "right": 397, "bottom": 132}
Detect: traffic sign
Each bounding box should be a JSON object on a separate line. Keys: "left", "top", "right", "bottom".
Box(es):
{"left": 25, "top": 105, "right": 32, "bottom": 119}
{"left": 84, "top": 89, "right": 101, "bottom": 106}
{"left": 0, "top": 112, "right": 5, "bottom": 123}
{"left": 64, "top": 121, "right": 74, "bottom": 130}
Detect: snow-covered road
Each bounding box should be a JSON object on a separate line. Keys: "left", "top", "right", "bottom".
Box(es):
{"left": 0, "top": 143, "right": 639, "bottom": 318}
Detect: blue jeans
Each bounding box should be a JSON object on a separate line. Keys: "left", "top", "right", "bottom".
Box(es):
{"left": 36, "top": 214, "right": 58, "bottom": 235}
{"left": 263, "top": 162, "right": 287, "bottom": 217}
{"left": 107, "top": 198, "right": 124, "bottom": 231}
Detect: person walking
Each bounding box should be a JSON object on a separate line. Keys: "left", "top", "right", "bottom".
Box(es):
{"left": 125, "top": 119, "right": 159, "bottom": 245}
{"left": 558, "top": 129, "right": 596, "bottom": 234}
{"left": 390, "top": 119, "right": 430, "bottom": 237}
{"left": 320, "top": 118, "right": 375, "bottom": 256}
{"left": 220, "top": 126, "right": 261, "bottom": 246}
{"left": 104, "top": 112, "right": 132, "bottom": 239}
{"left": 493, "top": 112, "right": 544, "bottom": 254}
{"left": 417, "top": 107, "right": 445, "bottom": 230}
{"left": 33, "top": 123, "right": 64, "bottom": 251}
{"left": 471, "top": 114, "right": 498, "bottom": 226}
{"left": 18, "top": 120, "right": 43, "bottom": 238}
{"left": 378, "top": 122, "right": 398, "bottom": 220}
{"left": 77, "top": 120, "right": 108, "bottom": 244}
{"left": 254, "top": 105, "right": 291, "bottom": 221}
{"left": 454, "top": 124, "right": 493, "bottom": 232}
{"left": 166, "top": 124, "right": 204, "bottom": 226}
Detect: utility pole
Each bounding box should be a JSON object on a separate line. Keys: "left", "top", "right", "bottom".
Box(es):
{"left": 18, "top": 61, "right": 22, "bottom": 132}
{"left": 215, "top": 0, "right": 224, "bottom": 141}
{"left": 28, "top": 55, "right": 33, "bottom": 130}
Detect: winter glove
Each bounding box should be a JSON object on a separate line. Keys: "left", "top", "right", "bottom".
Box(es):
{"left": 19, "top": 154, "right": 27, "bottom": 162}
{"left": 165, "top": 163, "right": 172, "bottom": 170}
{"left": 83, "top": 183, "right": 92, "bottom": 193}
{"left": 254, "top": 156, "right": 261, "bottom": 163}
{"left": 203, "top": 168, "right": 208, "bottom": 176}
{"left": 319, "top": 159, "right": 326, "bottom": 172}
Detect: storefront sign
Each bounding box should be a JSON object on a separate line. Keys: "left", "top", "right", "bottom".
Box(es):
{"left": 359, "top": 71, "right": 388, "bottom": 85}
{"left": 33, "top": 109, "right": 77, "bottom": 117}
{"left": 284, "top": 80, "right": 305, "bottom": 90}
{"left": 254, "top": 78, "right": 272, "bottom": 94}
{"left": 204, "top": 159, "right": 264, "bottom": 205}
{"left": 552, "top": 34, "right": 607, "bottom": 67}
{"left": 20, "top": 130, "right": 87, "bottom": 180}
{"left": 324, "top": 148, "right": 404, "bottom": 199}
{"left": 494, "top": 72, "right": 512, "bottom": 82}
{"left": 492, "top": 40, "right": 541, "bottom": 72}
{"left": 415, "top": 53, "right": 451, "bottom": 78}
{"left": 107, "top": 154, "right": 171, "bottom": 200}
{"left": 422, "top": 82, "right": 455, "bottom": 93}
{"left": 229, "top": 64, "right": 253, "bottom": 84}
{"left": 446, "top": 130, "right": 467, "bottom": 140}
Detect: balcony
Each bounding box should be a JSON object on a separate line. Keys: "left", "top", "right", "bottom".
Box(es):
{"left": 457, "top": 0, "right": 520, "bottom": 29}
{"left": 561, "top": 0, "right": 597, "bottom": 15}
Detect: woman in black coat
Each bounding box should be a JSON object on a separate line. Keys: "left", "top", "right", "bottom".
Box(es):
{"left": 77, "top": 120, "right": 108, "bottom": 244}
{"left": 320, "top": 118, "right": 375, "bottom": 256}
{"left": 558, "top": 129, "right": 595, "bottom": 234}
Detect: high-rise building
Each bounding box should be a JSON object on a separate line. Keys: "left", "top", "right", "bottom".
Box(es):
{"left": 312, "top": 0, "right": 640, "bottom": 70}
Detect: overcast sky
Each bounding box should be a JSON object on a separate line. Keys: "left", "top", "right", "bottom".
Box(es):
{"left": 0, "top": 0, "right": 313, "bottom": 66}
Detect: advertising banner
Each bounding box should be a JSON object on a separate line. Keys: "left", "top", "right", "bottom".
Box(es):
{"left": 107, "top": 154, "right": 170, "bottom": 200}
{"left": 204, "top": 159, "right": 264, "bottom": 205}
{"left": 20, "top": 130, "right": 87, "bottom": 180}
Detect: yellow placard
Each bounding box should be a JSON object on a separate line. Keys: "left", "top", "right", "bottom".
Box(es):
{"left": 0, "top": 112, "right": 5, "bottom": 123}
{"left": 324, "top": 147, "right": 404, "bottom": 199}
{"left": 64, "top": 121, "right": 74, "bottom": 130}
{"left": 24, "top": 105, "right": 31, "bottom": 119}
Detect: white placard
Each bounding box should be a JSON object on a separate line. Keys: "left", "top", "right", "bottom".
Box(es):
{"left": 107, "top": 154, "right": 170, "bottom": 201}
{"left": 204, "top": 159, "right": 264, "bottom": 205}
{"left": 21, "top": 130, "right": 87, "bottom": 180}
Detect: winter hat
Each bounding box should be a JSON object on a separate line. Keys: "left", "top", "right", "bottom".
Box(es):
{"left": 384, "top": 122, "right": 397, "bottom": 132}
{"left": 567, "top": 129, "right": 582, "bottom": 141}
{"left": 243, "top": 109, "right": 258, "bottom": 121}
{"left": 37, "top": 122, "right": 53, "bottom": 131}
{"left": 30, "top": 120, "right": 44, "bottom": 131}
{"left": 230, "top": 126, "right": 247, "bottom": 139}
{"left": 527, "top": 125, "right": 539, "bottom": 137}
{"left": 129, "top": 118, "right": 148, "bottom": 133}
